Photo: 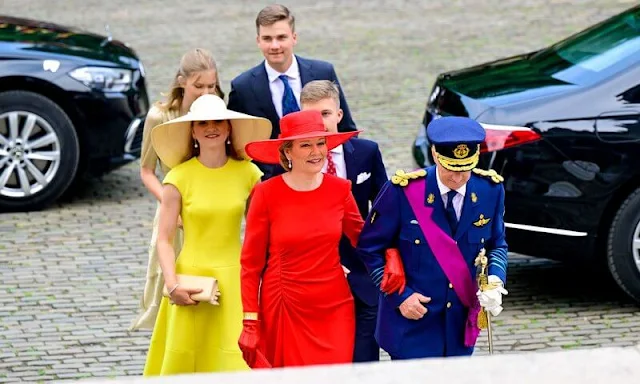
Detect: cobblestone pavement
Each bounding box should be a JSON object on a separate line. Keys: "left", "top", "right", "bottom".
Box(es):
{"left": 2, "top": 0, "right": 640, "bottom": 382}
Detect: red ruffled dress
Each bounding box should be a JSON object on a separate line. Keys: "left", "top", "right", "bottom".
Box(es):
{"left": 241, "top": 174, "right": 364, "bottom": 367}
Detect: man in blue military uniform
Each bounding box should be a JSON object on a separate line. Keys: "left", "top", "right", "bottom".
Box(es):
{"left": 356, "top": 116, "right": 509, "bottom": 359}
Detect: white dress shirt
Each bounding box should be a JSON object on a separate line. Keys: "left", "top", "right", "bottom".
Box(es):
{"left": 321, "top": 144, "right": 347, "bottom": 179}
{"left": 435, "top": 169, "right": 466, "bottom": 220}
{"left": 264, "top": 57, "right": 302, "bottom": 118}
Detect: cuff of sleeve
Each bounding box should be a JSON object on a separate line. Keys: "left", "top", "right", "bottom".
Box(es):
{"left": 488, "top": 249, "right": 508, "bottom": 286}
{"left": 487, "top": 267, "right": 506, "bottom": 287}
{"left": 370, "top": 266, "right": 384, "bottom": 287}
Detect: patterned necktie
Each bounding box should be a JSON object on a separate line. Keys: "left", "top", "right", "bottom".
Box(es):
{"left": 326, "top": 151, "right": 337, "bottom": 176}
{"left": 279, "top": 75, "right": 300, "bottom": 116}
{"left": 445, "top": 190, "right": 459, "bottom": 235}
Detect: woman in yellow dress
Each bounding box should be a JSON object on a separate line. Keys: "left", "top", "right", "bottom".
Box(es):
{"left": 142, "top": 94, "right": 271, "bottom": 375}
{"left": 131, "top": 48, "right": 225, "bottom": 331}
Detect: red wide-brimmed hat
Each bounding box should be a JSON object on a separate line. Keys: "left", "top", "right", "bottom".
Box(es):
{"left": 244, "top": 110, "right": 361, "bottom": 164}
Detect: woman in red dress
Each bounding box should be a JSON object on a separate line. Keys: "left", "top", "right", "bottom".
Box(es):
{"left": 238, "top": 110, "right": 363, "bottom": 368}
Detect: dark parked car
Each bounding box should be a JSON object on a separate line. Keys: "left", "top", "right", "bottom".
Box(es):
{"left": 412, "top": 5, "right": 640, "bottom": 302}
{"left": 0, "top": 16, "right": 149, "bottom": 212}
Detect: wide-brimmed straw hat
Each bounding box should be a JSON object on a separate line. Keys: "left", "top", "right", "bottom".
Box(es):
{"left": 244, "top": 110, "right": 360, "bottom": 164}
{"left": 151, "top": 94, "right": 272, "bottom": 168}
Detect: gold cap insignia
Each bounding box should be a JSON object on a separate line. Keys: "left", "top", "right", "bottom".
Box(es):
{"left": 453, "top": 144, "right": 470, "bottom": 159}
{"left": 434, "top": 145, "right": 480, "bottom": 172}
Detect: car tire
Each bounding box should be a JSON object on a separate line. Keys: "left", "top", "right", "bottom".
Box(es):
{"left": 606, "top": 188, "right": 640, "bottom": 303}
{"left": 0, "top": 90, "right": 80, "bottom": 212}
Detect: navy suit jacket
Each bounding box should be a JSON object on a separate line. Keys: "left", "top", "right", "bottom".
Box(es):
{"left": 227, "top": 55, "right": 357, "bottom": 180}
{"left": 340, "top": 138, "right": 388, "bottom": 307}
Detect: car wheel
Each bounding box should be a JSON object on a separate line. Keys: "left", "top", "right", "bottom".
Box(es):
{"left": 0, "top": 90, "right": 80, "bottom": 212}
{"left": 606, "top": 188, "right": 640, "bottom": 303}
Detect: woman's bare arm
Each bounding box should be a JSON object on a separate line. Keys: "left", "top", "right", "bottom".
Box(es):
{"left": 156, "top": 184, "right": 181, "bottom": 289}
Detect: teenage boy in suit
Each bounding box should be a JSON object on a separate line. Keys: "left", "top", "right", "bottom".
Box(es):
{"left": 301, "top": 80, "right": 387, "bottom": 362}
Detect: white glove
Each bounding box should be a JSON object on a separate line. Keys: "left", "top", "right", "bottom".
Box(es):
{"left": 487, "top": 304, "right": 503, "bottom": 317}
{"left": 476, "top": 275, "right": 508, "bottom": 317}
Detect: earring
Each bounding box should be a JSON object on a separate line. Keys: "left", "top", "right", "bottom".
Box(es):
{"left": 288, "top": 159, "right": 292, "bottom": 169}
{"left": 226, "top": 138, "right": 231, "bottom": 144}
{"left": 194, "top": 141, "right": 198, "bottom": 148}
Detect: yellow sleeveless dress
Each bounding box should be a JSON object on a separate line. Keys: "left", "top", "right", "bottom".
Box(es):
{"left": 143, "top": 157, "right": 262, "bottom": 375}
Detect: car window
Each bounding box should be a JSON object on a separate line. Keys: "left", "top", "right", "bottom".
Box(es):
{"left": 532, "top": 7, "right": 640, "bottom": 85}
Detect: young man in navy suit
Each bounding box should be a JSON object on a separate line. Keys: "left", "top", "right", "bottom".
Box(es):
{"left": 301, "top": 80, "right": 388, "bottom": 362}
{"left": 227, "top": 4, "right": 357, "bottom": 180}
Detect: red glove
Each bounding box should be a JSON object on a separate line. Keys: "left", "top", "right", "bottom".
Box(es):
{"left": 381, "top": 248, "right": 406, "bottom": 295}
{"left": 254, "top": 350, "right": 272, "bottom": 369}
{"left": 238, "top": 319, "right": 260, "bottom": 367}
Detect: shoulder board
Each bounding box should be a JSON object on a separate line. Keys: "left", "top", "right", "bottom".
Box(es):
{"left": 472, "top": 168, "right": 504, "bottom": 183}
{"left": 391, "top": 168, "right": 427, "bottom": 187}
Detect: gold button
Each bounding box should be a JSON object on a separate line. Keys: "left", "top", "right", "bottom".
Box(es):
{"left": 446, "top": 302, "right": 452, "bottom": 308}
{"left": 448, "top": 283, "right": 453, "bottom": 289}
{"left": 414, "top": 239, "right": 420, "bottom": 244}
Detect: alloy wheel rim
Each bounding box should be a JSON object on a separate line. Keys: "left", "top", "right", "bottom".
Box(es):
{"left": 0, "top": 111, "right": 61, "bottom": 198}
{"left": 633, "top": 218, "right": 640, "bottom": 275}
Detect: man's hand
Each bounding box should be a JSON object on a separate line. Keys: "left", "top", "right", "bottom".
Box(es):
{"left": 476, "top": 275, "right": 508, "bottom": 317}
{"left": 238, "top": 319, "right": 260, "bottom": 367}
{"left": 399, "top": 292, "right": 431, "bottom": 320}
{"left": 381, "top": 248, "right": 406, "bottom": 295}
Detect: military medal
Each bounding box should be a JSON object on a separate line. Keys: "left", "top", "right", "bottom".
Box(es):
{"left": 427, "top": 193, "right": 435, "bottom": 204}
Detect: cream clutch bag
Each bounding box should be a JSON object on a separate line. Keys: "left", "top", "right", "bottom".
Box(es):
{"left": 162, "top": 274, "right": 220, "bottom": 305}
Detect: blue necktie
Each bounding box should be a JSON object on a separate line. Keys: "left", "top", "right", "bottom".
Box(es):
{"left": 279, "top": 75, "right": 300, "bottom": 116}
{"left": 445, "top": 190, "right": 459, "bottom": 236}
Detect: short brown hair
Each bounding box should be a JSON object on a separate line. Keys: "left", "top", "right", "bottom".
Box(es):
{"left": 278, "top": 141, "right": 293, "bottom": 171}
{"left": 255, "top": 4, "right": 295, "bottom": 34}
{"left": 300, "top": 80, "right": 340, "bottom": 108}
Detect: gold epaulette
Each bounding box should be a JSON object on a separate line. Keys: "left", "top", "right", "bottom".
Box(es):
{"left": 472, "top": 168, "right": 504, "bottom": 183}
{"left": 391, "top": 169, "right": 427, "bottom": 187}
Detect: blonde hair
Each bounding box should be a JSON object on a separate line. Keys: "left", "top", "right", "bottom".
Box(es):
{"left": 256, "top": 4, "right": 295, "bottom": 34}
{"left": 278, "top": 141, "right": 294, "bottom": 171}
{"left": 157, "top": 48, "right": 224, "bottom": 112}
{"left": 300, "top": 80, "right": 341, "bottom": 108}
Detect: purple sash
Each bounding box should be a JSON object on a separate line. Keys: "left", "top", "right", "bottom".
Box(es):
{"left": 403, "top": 179, "right": 480, "bottom": 347}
